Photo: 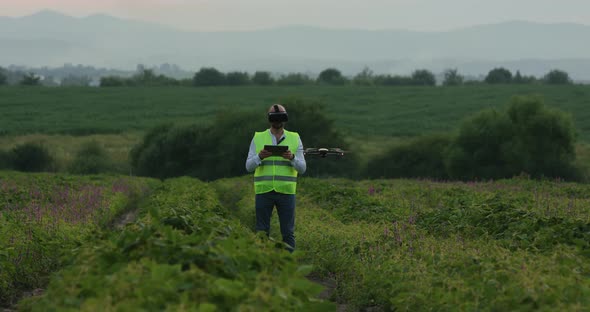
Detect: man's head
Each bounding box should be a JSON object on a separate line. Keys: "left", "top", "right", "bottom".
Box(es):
{"left": 268, "top": 104, "right": 288, "bottom": 129}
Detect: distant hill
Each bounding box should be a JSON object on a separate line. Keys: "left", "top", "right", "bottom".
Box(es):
{"left": 2, "top": 10, "right": 590, "bottom": 80}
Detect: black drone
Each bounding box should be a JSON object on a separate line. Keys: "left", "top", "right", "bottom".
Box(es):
{"left": 304, "top": 147, "right": 346, "bottom": 158}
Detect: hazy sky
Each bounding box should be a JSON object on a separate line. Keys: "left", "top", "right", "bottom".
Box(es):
{"left": 1, "top": 0, "right": 589, "bottom": 31}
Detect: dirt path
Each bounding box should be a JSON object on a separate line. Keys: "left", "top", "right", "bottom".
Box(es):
{"left": 306, "top": 275, "right": 349, "bottom": 312}
{"left": 113, "top": 209, "right": 139, "bottom": 229}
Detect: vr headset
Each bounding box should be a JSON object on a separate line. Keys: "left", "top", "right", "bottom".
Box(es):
{"left": 268, "top": 104, "right": 288, "bottom": 122}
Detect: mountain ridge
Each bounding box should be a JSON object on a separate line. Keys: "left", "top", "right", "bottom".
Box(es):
{"left": 2, "top": 10, "right": 590, "bottom": 79}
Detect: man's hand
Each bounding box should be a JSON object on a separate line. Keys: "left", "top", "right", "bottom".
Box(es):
{"left": 282, "top": 150, "right": 294, "bottom": 160}
{"left": 258, "top": 149, "right": 272, "bottom": 160}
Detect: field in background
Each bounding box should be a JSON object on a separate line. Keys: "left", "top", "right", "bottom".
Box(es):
{"left": 1, "top": 85, "right": 589, "bottom": 174}
{"left": 1, "top": 85, "right": 590, "bottom": 140}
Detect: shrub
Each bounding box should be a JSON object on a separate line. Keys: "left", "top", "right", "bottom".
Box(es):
{"left": 68, "top": 141, "right": 112, "bottom": 174}
{"left": 20, "top": 73, "right": 41, "bottom": 86}
{"left": 367, "top": 134, "right": 452, "bottom": 179}
{"left": 130, "top": 98, "right": 359, "bottom": 179}
{"left": 485, "top": 67, "right": 512, "bottom": 84}
{"left": 442, "top": 69, "right": 464, "bottom": 86}
{"left": 0, "top": 149, "right": 12, "bottom": 169}
{"left": 10, "top": 142, "right": 54, "bottom": 172}
{"left": 0, "top": 67, "right": 7, "bottom": 85}
{"left": 279, "top": 97, "right": 361, "bottom": 178}
{"left": 544, "top": 69, "right": 572, "bottom": 85}
{"left": 317, "top": 68, "right": 347, "bottom": 85}
{"left": 411, "top": 69, "right": 436, "bottom": 86}
{"left": 352, "top": 67, "right": 374, "bottom": 86}
{"left": 446, "top": 96, "right": 578, "bottom": 180}
{"left": 226, "top": 71, "right": 251, "bottom": 86}
{"left": 276, "top": 73, "right": 313, "bottom": 86}
{"left": 193, "top": 67, "right": 226, "bottom": 86}
{"left": 100, "top": 76, "right": 126, "bottom": 87}
{"left": 252, "top": 71, "right": 274, "bottom": 85}
{"left": 445, "top": 109, "right": 516, "bottom": 180}
{"left": 374, "top": 74, "right": 413, "bottom": 86}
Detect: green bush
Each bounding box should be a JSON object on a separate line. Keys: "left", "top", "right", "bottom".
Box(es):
{"left": 252, "top": 71, "right": 274, "bottom": 85}
{"left": 99, "top": 76, "right": 126, "bottom": 87}
{"left": 317, "top": 68, "right": 348, "bottom": 85}
{"left": 0, "top": 149, "right": 12, "bottom": 169}
{"left": 68, "top": 141, "right": 112, "bottom": 174}
{"left": 193, "top": 67, "right": 226, "bottom": 86}
{"left": 11, "top": 142, "right": 54, "bottom": 172}
{"left": 278, "top": 97, "right": 361, "bottom": 178}
{"left": 446, "top": 96, "right": 578, "bottom": 180}
{"left": 485, "top": 67, "right": 512, "bottom": 84}
{"left": 226, "top": 71, "right": 251, "bottom": 86}
{"left": 367, "top": 134, "right": 452, "bottom": 179}
{"left": 276, "top": 73, "right": 313, "bottom": 86}
{"left": 130, "top": 98, "right": 359, "bottom": 180}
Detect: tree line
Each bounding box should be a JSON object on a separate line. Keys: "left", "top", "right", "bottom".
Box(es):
{"left": 0, "top": 66, "right": 577, "bottom": 87}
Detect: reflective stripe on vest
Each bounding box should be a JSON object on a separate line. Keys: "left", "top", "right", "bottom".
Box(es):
{"left": 253, "top": 129, "right": 299, "bottom": 194}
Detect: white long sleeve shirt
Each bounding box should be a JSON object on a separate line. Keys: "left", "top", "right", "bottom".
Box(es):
{"left": 245, "top": 129, "right": 306, "bottom": 174}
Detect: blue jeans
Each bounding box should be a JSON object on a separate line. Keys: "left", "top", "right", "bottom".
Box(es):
{"left": 255, "top": 191, "right": 296, "bottom": 252}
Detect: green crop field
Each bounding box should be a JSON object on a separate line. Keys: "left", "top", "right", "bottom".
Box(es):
{"left": 2, "top": 85, "right": 590, "bottom": 310}
{"left": 1, "top": 85, "right": 590, "bottom": 141}
{"left": 1, "top": 172, "right": 589, "bottom": 311}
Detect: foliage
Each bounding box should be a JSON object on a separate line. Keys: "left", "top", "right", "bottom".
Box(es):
{"left": 19, "top": 73, "right": 41, "bottom": 86}
{"left": 513, "top": 70, "right": 538, "bottom": 84}
{"left": 446, "top": 96, "right": 578, "bottom": 180}
{"left": 0, "top": 172, "right": 155, "bottom": 306}
{"left": 276, "top": 73, "right": 313, "bottom": 86}
{"left": 252, "top": 71, "right": 274, "bottom": 85}
{"left": 544, "top": 69, "right": 572, "bottom": 85}
{"left": 352, "top": 67, "right": 374, "bottom": 86}
{"left": 373, "top": 74, "right": 413, "bottom": 86}
{"left": 23, "top": 178, "right": 332, "bottom": 311}
{"left": 225, "top": 71, "right": 251, "bottom": 86}
{"left": 317, "top": 68, "right": 347, "bottom": 85}
{"left": 0, "top": 67, "right": 7, "bottom": 85}
{"left": 279, "top": 97, "right": 361, "bottom": 178}
{"left": 10, "top": 142, "right": 54, "bottom": 172}
{"left": 485, "top": 67, "right": 513, "bottom": 84}
{"left": 60, "top": 75, "right": 91, "bottom": 87}
{"left": 68, "top": 140, "right": 112, "bottom": 174}
{"left": 99, "top": 75, "right": 126, "bottom": 87}
{"left": 0, "top": 150, "right": 12, "bottom": 169}
{"left": 130, "top": 98, "right": 360, "bottom": 179}
{"left": 216, "top": 176, "right": 590, "bottom": 311}
{"left": 411, "top": 69, "right": 436, "bottom": 86}
{"left": 442, "top": 68, "right": 464, "bottom": 86}
{"left": 367, "top": 133, "right": 452, "bottom": 179}
{"left": 193, "top": 67, "right": 226, "bottom": 86}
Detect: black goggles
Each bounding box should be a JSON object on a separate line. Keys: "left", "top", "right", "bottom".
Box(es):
{"left": 268, "top": 111, "right": 288, "bottom": 122}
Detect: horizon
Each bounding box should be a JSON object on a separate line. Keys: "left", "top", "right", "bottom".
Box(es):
{"left": 1, "top": 0, "right": 590, "bottom": 32}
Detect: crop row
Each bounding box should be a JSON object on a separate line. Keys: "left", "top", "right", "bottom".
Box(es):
{"left": 0, "top": 172, "right": 156, "bottom": 307}
{"left": 20, "top": 177, "right": 333, "bottom": 311}
{"left": 215, "top": 177, "right": 590, "bottom": 311}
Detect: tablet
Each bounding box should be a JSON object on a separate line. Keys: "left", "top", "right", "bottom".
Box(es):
{"left": 264, "top": 145, "right": 288, "bottom": 156}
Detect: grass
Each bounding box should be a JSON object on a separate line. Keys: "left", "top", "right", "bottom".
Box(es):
{"left": 2, "top": 85, "right": 590, "bottom": 141}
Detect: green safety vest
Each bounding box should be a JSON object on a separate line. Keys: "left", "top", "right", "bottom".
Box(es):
{"left": 253, "top": 129, "right": 300, "bottom": 194}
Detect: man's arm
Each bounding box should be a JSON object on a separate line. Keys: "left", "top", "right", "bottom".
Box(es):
{"left": 245, "top": 138, "right": 262, "bottom": 172}
{"left": 291, "top": 137, "right": 306, "bottom": 174}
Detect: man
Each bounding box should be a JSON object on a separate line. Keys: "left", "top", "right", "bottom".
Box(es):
{"left": 245, "top": 104, "right": 306, "bottom": 252}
